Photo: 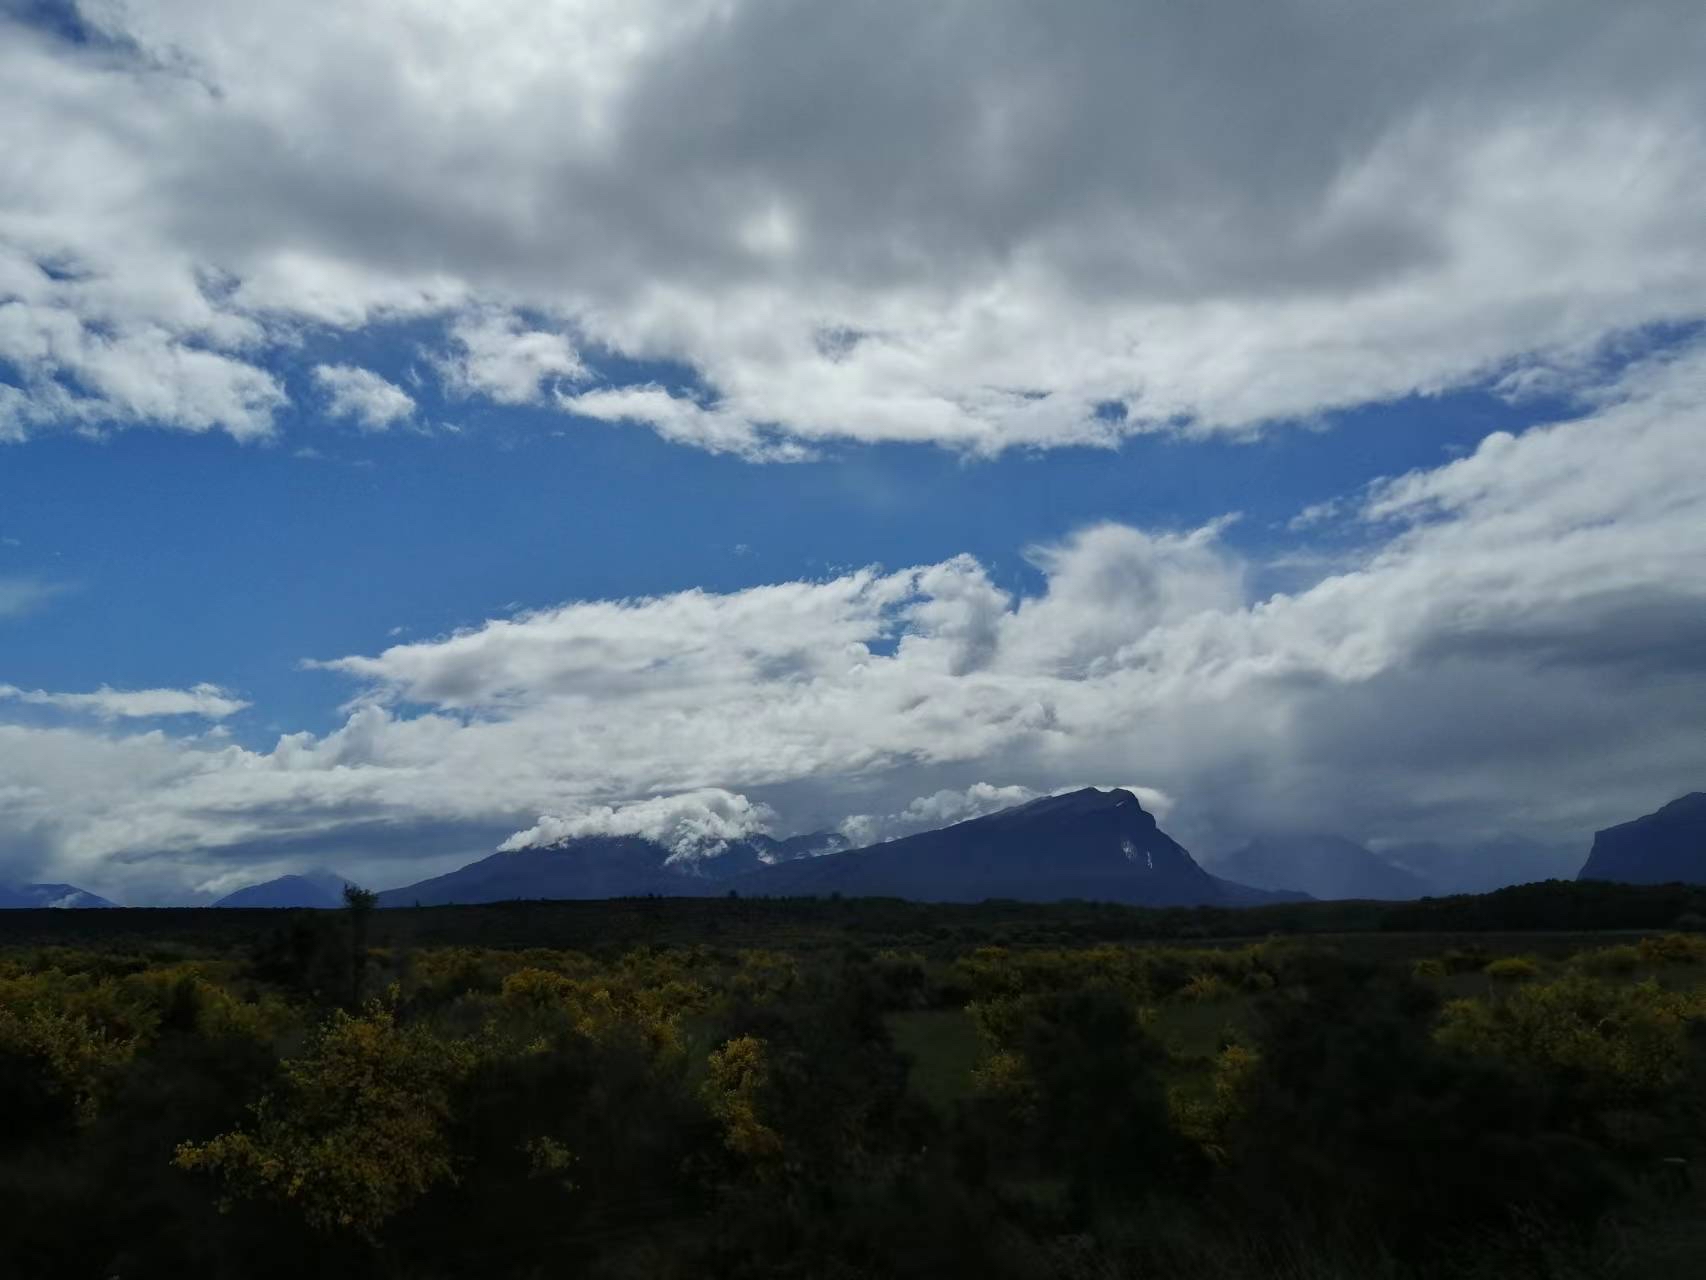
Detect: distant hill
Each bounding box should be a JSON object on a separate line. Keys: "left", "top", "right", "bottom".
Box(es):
{"left": 731, "top": 788, "right": 1237, "bottom": 906}
{"left": 1207, "top": 833, "right": 1430, "bottom": 901}
{"left": 376, "top": 832, "right": 844, "bottom": 907}
{"left": 213, "top": 869, "right": 356, "bottom": 908}
{"left": 0, "top": 883, "right": 118, "bottom": 909}
{"left": 1382, "top": 837, "right": 1580, "bottom": 896}
{"left": 1577, "top": 793, "right": 1706, "bottom": 885}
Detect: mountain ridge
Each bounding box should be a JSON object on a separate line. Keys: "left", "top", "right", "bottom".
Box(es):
{"left": 0, "top": 882, "right": 118, "bottom": 909}
{"left": 728, "top": 787, "right": 1236, "bottom": 906}
{"left": 213, "top": 869, "right": 358, "bottom": 908}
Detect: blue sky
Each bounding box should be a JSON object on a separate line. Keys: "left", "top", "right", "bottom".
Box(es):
{"left": 3, "top": 1, "right": 1705, "bottom": 903}
{"left": 2, "top": 373, "right": 1554, "bottom": 744}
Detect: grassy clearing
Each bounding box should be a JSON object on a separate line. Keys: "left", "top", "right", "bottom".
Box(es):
{"left": 887, "top": 1008, "right": 984, "bottom": 1111}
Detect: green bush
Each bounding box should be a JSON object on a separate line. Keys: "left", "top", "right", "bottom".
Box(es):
{"left": 1483, "top": 955, "right": 1540, "bottom": 982}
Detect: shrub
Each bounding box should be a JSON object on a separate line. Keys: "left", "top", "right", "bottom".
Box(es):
{"left": 1484, "top": 956, "right": 1540, "bottom": 982}
{"left": 1179, "top": 972, "right": 1236, "bottom": 1002}
{"left": 1637, "top": 932, "right": 1706, "bottom": 966}
{"left": 175, "top": 998, "right": 473, "bottom": 1236}
{"left": 1570, "top": 944, "right": 1642, "bottom": 976}
{"left": 1435, "top": 975, "right": 1702, "bottom": 1105}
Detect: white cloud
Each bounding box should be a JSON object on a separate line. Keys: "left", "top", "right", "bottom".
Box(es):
{"left": 313, "top": 363, "right": 414, "bottom": 430}
{"left": 1, "top": 4, "right": 1704, "bottom": 450}
{"left": 558, "top": 385, "right": 812, "bottom": 461}
{"left": 839, "top": 783, "right": 1043, "bottom": 846}
{"left": 0, "top": 682, "right": 250, "bottom": 720}
{"left": 500, "top": 789, "right": 776, "bottom": 861}
{"left": 440, "top": 310, "right": 585, "bottom": 405}
{"left": 1, "top": 346, "right": 1704, "bottom": 900}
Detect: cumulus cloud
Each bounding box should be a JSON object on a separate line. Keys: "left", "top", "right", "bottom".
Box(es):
{"left": 439, "top": 310, "right": 585, "bottom": 405}
{"left": 0, "top": 682, "right": 250, "bottom": 720}
{"left": 499, "top": 789, "right": 776, "bottom": 861}
{"left": 839, "top": 783, "right": 1043, "bottom": 846}
{"left": 2, "top": 346, "right": 1704, "bottom": 900}
{"left": 312, "top": 363, "right": 414, "bottom": 430}
{"left": 3, "top": 3, "right": 1705, "bottom": 450}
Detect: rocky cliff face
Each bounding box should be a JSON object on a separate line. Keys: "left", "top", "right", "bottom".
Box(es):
{"left": 1577, "top": 793, "right": 1706, "bottom": 885}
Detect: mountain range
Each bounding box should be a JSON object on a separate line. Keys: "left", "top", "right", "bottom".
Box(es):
{"left": 373, "top": 830, "right": 847, "bottom": 908}
{"left": 370, "top": 788, "right": 1296, "bottom": 909}
{"left": 11, "top": 788, "right": 1702, "bottom": 911}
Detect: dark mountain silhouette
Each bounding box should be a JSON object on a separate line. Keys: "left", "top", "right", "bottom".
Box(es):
{"left": 731, "top": 788, "right": 1235, "bottom": 906}
{"left": 0, "top": 882, "right": 118, "bottom": 909}
{"left": 1207, "top": 833, "right": 1430, "bottom": 901}
{"left": 1207, "top": 874, "right": 1313, "bottom": 907}
{"left": 376, "top": 832, "right": 844, "bottom": 907}
{"left": 1577, "top": 793, "right": 1706, "bottom": 885}
{"left": 213, "top": 869, "right": 356, "bottom": 908}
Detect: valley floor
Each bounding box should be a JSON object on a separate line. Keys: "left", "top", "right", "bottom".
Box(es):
{"left": 4, "top": 882, "right": 1706, "bottom": 1278}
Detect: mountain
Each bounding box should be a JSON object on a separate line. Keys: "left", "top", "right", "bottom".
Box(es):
{"left": 1577, "top": 793, "right": 1706, "bottom": 885}
{"left": 0, "top": 883, "right": 118, "bottom": 909}
{"left": 731, "top": 788, "right": 1232, "bottom": 906}
{"left": 376, "top": 832, "right": 844, "bottom": 907}
{"left": 1207, "top": 833, "right": 1430, "bottom": 901}
{"left": 213, "top": 869, "right": 357, "bottom": 908}
{"left": 1383, "top": 837, "right": 1579, "bottom": 895}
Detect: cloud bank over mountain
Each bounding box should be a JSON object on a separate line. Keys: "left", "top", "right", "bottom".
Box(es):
{"left": 2, "top": 344, "right": 1702, "bottom": 900}
{"left": 500, "top": 790, "right": 778, "bottom": 862}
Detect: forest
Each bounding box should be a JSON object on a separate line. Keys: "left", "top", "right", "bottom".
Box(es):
{"left": 3, "top": 886, "right": 1705, "bottom": 1278}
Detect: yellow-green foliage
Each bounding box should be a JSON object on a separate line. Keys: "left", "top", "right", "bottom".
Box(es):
{"left": 1412, "top": 957, "right": 1449, "bottom": 979}
{"left": 728, "top": 949, "right": 799, "bottom": 1005}
{"left": 492, "top": 962, "right": 707, "bottom": 1060}
{"left": 1483, "top": 955, "right": 1540, "bottom": 982}
{"left": 0, "top": 962, "right": 284, "bottom": 1124}
{"left": 1637, "top": 932, "right": 1706, "bottom": 966}
{"left": 1170, "top": 1044, "right": 1259, "bottom": 1163}
{"left": 702, "top": 1035, "right": 783, "bottom": 1165}
{"left": 0, "top": 1004, "right": 137, "bottom": 1124}
{"left": 1570, "top": 944, "right": 1642, "bottom": 976}
{"left": 1179, "top": 973, "right": 1236, "bottom": 1002}
{"left": 175, "top": 998, "right": 473, "bottom": 1236}
{"left": 967, "top": 995, "right": 1041, "bottom": 1112}
{"left": 1435, "top": 974, "right": 1705, "bottom": 1103}
{"left": 954, "top": 941, "right": 1283, "bottom": 1007}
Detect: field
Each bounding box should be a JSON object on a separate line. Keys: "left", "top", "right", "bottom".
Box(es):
{"left": 4, "top": 884, "right": 1706, "bottom": 1278}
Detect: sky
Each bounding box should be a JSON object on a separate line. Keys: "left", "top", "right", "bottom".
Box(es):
{"left": 3, "top": 0, "right": 1705, "bottom": 903}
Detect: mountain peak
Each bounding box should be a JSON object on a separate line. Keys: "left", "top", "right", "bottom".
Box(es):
{"left": 732, "top": 787, "right": 1217, "bottom": 906}
{"left": 1578, "top": 792, "right": 1706, "bottom": 885}
{"left": 0, "top": 883, "right": 118, "bottom": 909}
{"left": 995, "top": 787, "right": 1153, "bottom": 825}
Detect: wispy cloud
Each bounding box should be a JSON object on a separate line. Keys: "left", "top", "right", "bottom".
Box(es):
{"left": 0, "top": 682, "right": 250, "bottom": 720}
{"left": 0, "top": 576, "right": 71, "bottom": 619}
